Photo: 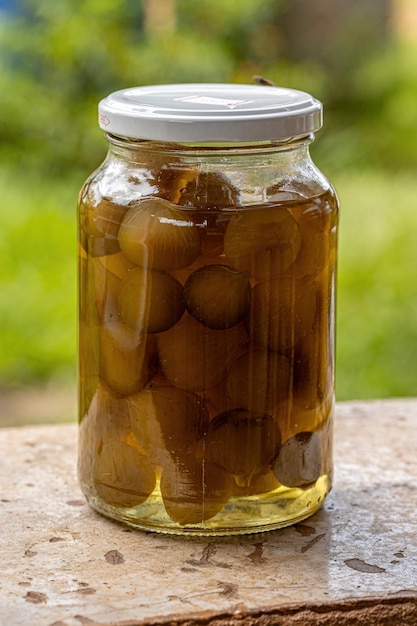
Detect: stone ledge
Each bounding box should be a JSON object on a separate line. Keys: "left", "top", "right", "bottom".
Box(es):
{"left": 1, "top": 399, "right": 417, "bottom": 626}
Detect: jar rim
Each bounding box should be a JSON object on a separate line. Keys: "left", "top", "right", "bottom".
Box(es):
{"left": 98, "top": 83, "right": 322, "bottom": 143}
{"left": 105, "top": 133, "right": 314, "bottom": 156}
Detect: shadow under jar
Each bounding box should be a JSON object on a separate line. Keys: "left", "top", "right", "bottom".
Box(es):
{"left": 77, "top": 83, "right": 339, "bottom": 536}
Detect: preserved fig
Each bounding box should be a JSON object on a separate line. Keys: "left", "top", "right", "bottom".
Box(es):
{"left": 79, "top": 183, "right": 128, "bottom": 256}
{"left": 94, "top": 439, "right": 155, "bottom": 508}
{"left": 98, "top": 321, "right": 158, "bottom": 396}
{"left": 183, "top": 264, "right": 251, "bottom": 329}
{"left": 141, "top": 142, "right": 198, "bottom": 203}
{"left": 205, "top": 408, "right": 281, "bottom": 486}
{"left": 178, "top": 171, "right": 240, "bottom": 209}
{"left": 292, "top": 283, "right": 333, "bottom": 411}
{"left": 227, "top": 349, "right": 291, "bottom": 415}
{"left": 249, "top": 277, "right": 317, "bottom": 352}
{"left": 88, "top": 258, "right": 119, "bottom": 324}
{"left": 78, "top": 319, "right": 100, "bottom": 418}
{"left": 119, "top": 266, "right": 185, "bottom": 334}
{"left": 118, "top": 197, "right": 200, "bottom": 270}
{"left": 160, "top": 451, "right": 231, "bottom": 525}
{"left": 273, "top": 431, "right": 322, "bottom": 488}
{"left": 128, "top": 383, "right": 209, "bottom": 465}
{"left": 224, "top": 207, "right": 301, "bottom": 280}
{"left": 99, "top": 251, "right": 137, "bottom": 279}
{"left": 78, "top": 383, "right": 133, "bottom": 479}
{"left": 157, "top": 313, "right": 247, "bottom": 392}
{"left": 285, "top": 200, "right": 335, "bottom": 279}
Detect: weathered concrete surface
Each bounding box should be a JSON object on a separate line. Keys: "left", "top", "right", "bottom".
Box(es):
{"left": 0, "top": 399, "right": 416, "bottom": 625}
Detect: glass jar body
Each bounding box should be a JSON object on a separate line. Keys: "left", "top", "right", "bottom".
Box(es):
{"left": 77, "top": 136, "right": 339, "bottom": 536}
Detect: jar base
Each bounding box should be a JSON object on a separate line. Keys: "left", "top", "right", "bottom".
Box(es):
{"left": 81, "top": 474, "right": 331, "bottom": 537}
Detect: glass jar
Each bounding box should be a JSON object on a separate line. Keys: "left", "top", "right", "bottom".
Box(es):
{"left": 77, "top": 84, "right": 339, "bottom": 535}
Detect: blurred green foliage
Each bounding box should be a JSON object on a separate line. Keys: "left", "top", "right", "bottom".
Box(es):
{"left": 0, "top": 0, "right": 416, "bottom": 400}
{"left": 0, "top": 0, "right": 284, "bottom": 173}
{"left": 336, "top": 171, "right": 417, "bottom": 399}
{"left": 3, "top": 0, "right": 417, "bottom": 175}
{"left": 0, "top": 167, "right": 77, "bottom": 386}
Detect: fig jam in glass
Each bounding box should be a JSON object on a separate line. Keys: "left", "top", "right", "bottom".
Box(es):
{"left": 77, "top": 84, "right": 339, "bottom": 535}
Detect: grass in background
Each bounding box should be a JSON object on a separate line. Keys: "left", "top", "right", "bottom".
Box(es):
{"left": 335, "top": 170, "right": 417, "bottom": 400}
{"left": 0, "top": 166, "right": 82, "bottom": 388}
{"left": 0, "top": 165, "right": 416, "bottom": 401}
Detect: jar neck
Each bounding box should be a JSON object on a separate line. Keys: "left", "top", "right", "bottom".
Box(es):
{"left": 99, "top": 132, "right": 330, "bottom": 206}
{"left": 104, "top": 133, "right": 315, "bottom": 163}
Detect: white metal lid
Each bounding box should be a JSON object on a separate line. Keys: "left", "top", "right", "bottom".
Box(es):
{"left": 98, "top": 83, "right": 322, "bottom": 143}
